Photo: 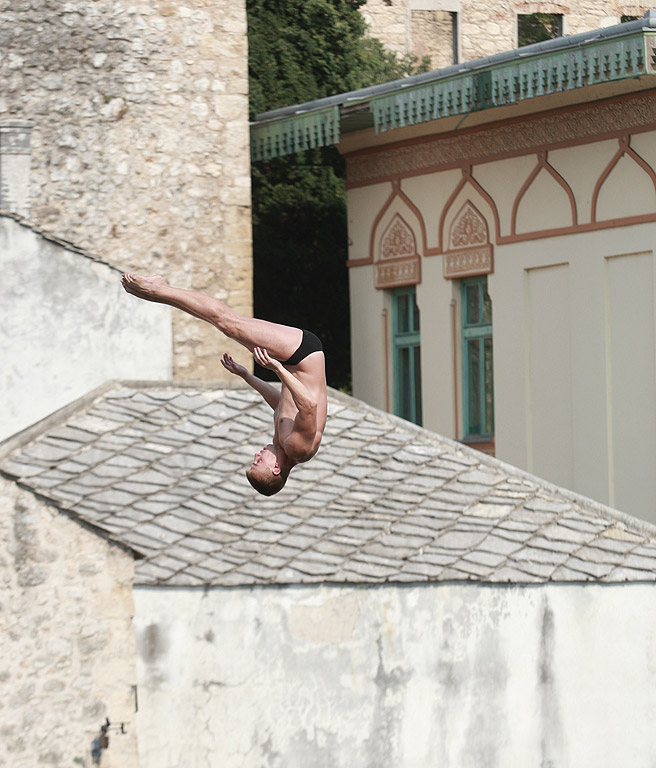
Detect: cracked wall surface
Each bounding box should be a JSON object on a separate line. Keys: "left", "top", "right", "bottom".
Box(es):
{"left": 0, "top": 0, "right": 252, "bottom": 380}
{"left": 0, "top": 478, "right": 138, "bottom": 768}
{"left": 134, "top": 582, "right": 656, "bottom": 767}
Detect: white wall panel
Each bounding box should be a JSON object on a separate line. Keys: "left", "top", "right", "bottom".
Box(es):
{"left": 525, "top": 263, "right": 574, "bottom": 489}
{"left": 605, "top": 251, "right": 656, "bottom": 514}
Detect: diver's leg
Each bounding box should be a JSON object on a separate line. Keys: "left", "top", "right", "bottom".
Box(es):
{"left": 121, "top": 274, "right": 302, "bottom": 360}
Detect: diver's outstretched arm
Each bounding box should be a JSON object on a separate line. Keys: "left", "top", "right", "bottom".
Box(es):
{"left": 221, "top": 353, "right": 280, "bottom": 411}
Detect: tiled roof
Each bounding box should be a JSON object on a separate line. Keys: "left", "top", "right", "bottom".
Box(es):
{"left": 2, "top": 382, "right": 656, "bottom": 587}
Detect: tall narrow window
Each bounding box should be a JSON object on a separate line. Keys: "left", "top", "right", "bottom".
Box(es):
{"left": 517, "top": 13, "right": 563, "bottom": 47}
{"left": 462, "top": 276, "right": 494, "bottom": 438}
{"left": 451, "top": 12, "right": 459, "bottom": 65}
{"left": 393, "top": 287, "right": 422, "bottom": 426}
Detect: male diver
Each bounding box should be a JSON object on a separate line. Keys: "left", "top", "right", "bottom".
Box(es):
{"left": 121, "top": 274, "right": 327, "bottom": 496}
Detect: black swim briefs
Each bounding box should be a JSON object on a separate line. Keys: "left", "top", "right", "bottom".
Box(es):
{"left": 283, "top": 329, "right": 323, "bottom": 366}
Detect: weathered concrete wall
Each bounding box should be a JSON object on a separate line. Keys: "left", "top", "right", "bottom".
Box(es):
{"left": 134, "top": 582, "right": 656, "bottom": 767}
{"left": 362, "top": 1, "right": 651, "bottom": 68}
{"left": 0, "top": 0, "right": 253, "bottom": 379}
{"left": 0, "top": 214, "right": 171, "bottom": 441}
{"left": 0, "top": 478, "right": 138, "bottom": 768}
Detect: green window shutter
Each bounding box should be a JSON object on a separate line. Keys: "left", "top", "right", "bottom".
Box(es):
{"left": 393, "top": 287, "right": 422, "bottom": 426}
{"left": 462, "top": 277, "right": 494, "bottom": 437}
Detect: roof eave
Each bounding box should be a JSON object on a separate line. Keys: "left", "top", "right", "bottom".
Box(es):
{"left": 250, "top": 12, "right": 656, "bottom": 161}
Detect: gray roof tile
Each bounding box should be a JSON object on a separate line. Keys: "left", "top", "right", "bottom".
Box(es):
{"left": 2, "top": 382, "right": 656, "bottom": 586}
{"left": 450, "top": 559, "right": 493, "bottom": 577}
{"left": 487, "top": 566, "right": 543, "bottom": 583}
{"left": 136, "top": 562, "right": 177, "bottom": 583}
{"left": 560, "top": 557, "right": 614, "bottom": 578}
{"left": 464, "top": 550, "right": 507, "bottom": 568}
{"left": 508, "top": 561, "right": 556, "bottom": 579}
{"left": 543, "top": 566, "right": 586, "bottom": 582}
{"left": 434, "top": 530, "right": 489, "bottom": 550}
{"left": 511, "top": 546, "right": 569, "bottom": 566}
{"left": 605, "top": 566, "right": 656, "bottom": 581}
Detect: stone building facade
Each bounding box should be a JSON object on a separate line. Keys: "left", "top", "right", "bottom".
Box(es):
{"left": 0, "top": 477, "right": 138, "bottom": 768}
{"left": 362, "top": 0, "right": 651, "bottom": 68}
{"left": 0, "top": 0, "right": 252, "bottom": 380}
{"left": 361, "top": 0, "right": 457, "bottom": 71}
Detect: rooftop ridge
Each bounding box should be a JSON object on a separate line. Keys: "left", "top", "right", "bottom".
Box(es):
{"left": 250, "top": 12, "right": 656, "bottom": 160}
{"left": 253, "top": 12, "right": 656, "bottom": 123}
{"left": 0, "top": 209, "right": 121, "bottom": 271}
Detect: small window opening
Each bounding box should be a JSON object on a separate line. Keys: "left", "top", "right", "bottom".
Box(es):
{"left": 517, "top": 13, "right": 563, "bottom": 47}
{"left": 451, "top": 11, "right": 459, "bottom": 65}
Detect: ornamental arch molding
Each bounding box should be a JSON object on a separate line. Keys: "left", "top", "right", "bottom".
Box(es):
{"left": 512, "top": 151, "right": 577, "bottom": 236}
{"left": 370, "top": 183, "right": 424, "bottom": 289}
{"left": 593, "top": 135, "right": 656, "bottom": 223}
{"left": 440, "top": 177, "right": 497, "bottom": 280}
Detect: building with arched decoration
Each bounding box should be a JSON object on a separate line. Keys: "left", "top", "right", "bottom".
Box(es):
{"left": 251, "top": 13, "right": 656, "bottom": 524}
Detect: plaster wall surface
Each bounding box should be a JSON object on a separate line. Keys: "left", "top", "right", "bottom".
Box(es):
{"left": 416, "top": 257, "right": 457, "bottom": 436}
{"left": 0, "top": 216, "right": 171, "bottom": 441}
{"left": 134, "top": 582, "right": 656, "bottom": 768}
{"left": 346, "top": 113, "right": 656, "bottom": 522}
{"left": 0, "top": 0, "right": 253, "bottom": 380}
{"left": 0, "top": 478, "right": 138, "bottom": 768}
{"left": 492, "top": 225, "right": 656, "bottom": 522}
{"left": 349, "top": 265, "right": 388, "bottom": 413}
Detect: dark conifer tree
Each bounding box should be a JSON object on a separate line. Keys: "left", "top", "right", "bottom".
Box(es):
{"left": 247, "top": 0, "right": 428, "bottom": 390}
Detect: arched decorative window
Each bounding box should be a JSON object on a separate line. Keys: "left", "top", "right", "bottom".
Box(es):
{"left": 375, "top": 214, "right": 421, "bottom": 289}
{"left": 443, "top": 201, "right": 493, "bottom": 280}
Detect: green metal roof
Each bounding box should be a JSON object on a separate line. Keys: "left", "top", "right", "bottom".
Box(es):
{"left": 250, "top": 12, "right": 656, "bottom": 161}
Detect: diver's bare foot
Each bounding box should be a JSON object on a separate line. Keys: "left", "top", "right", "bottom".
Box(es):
{"left": 121, "top": 273, "right": 168, "bottom": 301}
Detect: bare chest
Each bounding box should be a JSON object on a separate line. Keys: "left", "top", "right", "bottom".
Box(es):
{"left": 273, "top": 387, "right": 298, "bottom": 443}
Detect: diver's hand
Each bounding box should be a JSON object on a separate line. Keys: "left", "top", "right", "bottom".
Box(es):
{"left": 253, "top": 347, "right": 282, "bottom": 373}
{"left": 221, "top": 353, "right": 248, "bottom": 378}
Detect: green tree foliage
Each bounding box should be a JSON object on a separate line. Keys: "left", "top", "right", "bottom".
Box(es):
{"left": 248, "top": 0, "right": 429, "bottom": 390}
{"left": 517, "top": 12, "right": 563, "bottom": 47}
{"left": 248, "top": 0, "right": 422, "bottom": 118}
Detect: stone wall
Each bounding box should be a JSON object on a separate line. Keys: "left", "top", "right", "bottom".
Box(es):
{"left": 361, "top": 0, "right": 414, "bottom": 57}
{"left": 412, "top": 10, "right": 455, "bottom": 69}
{"left": 0, "top": 478, "right": 138, "bottom": 768}
{"left": 361, "top": 0, "right": 651, "bottom": 68}
{"left": 362, "top": 0, "right": 455, "bottom": 68}
{"left": 0, "top": 0, "right": 252, "bottom": 380}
